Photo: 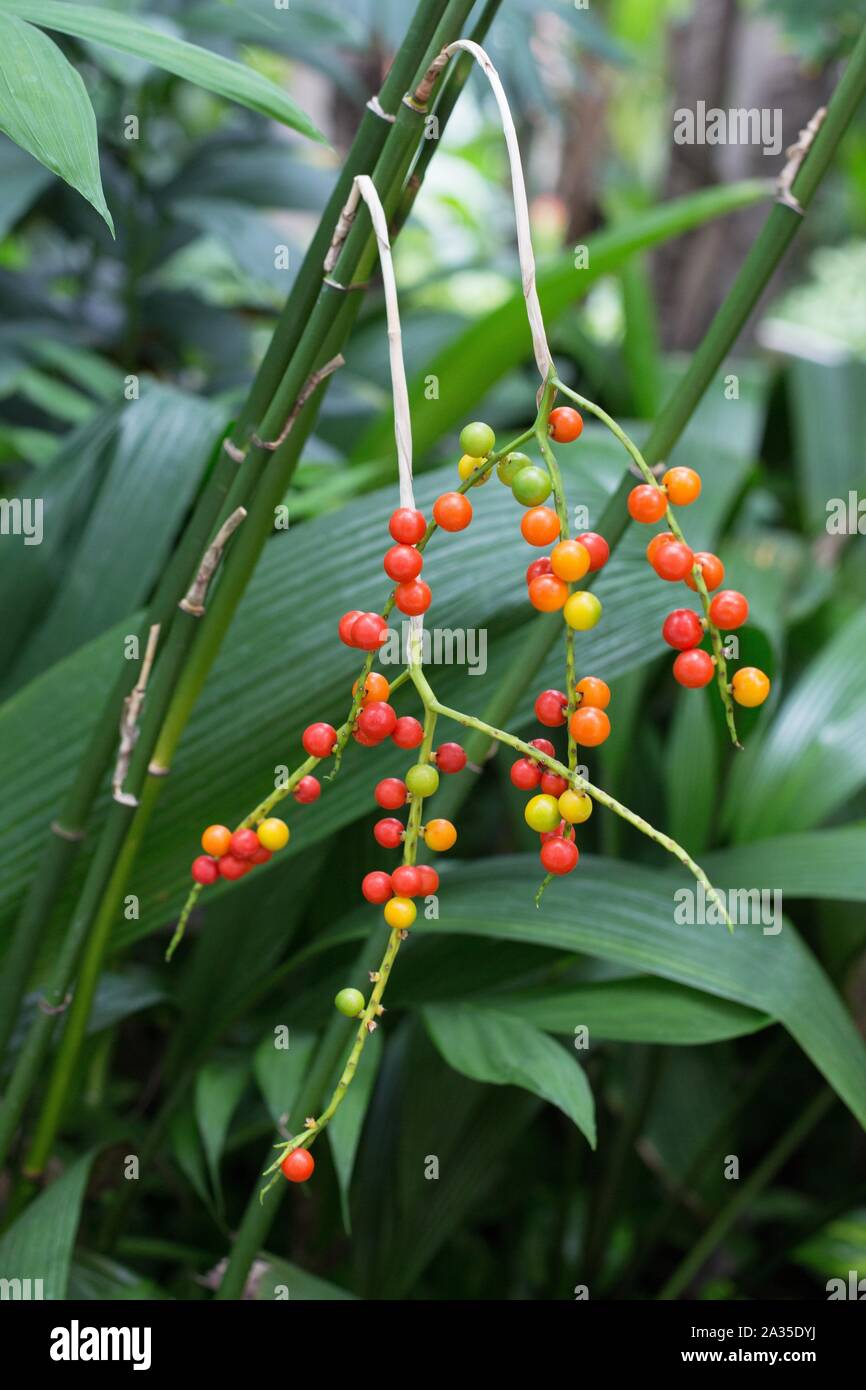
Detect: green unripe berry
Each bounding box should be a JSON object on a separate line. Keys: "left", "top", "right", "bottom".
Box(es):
{"left": 497, "top": 451, "right": 532, "bottom": 486}
{"left": 460, "top": 421, "right": 495, "bottom": 458}
{"left": 335, "top": 987, "right": 365, "bottom": 1017}
{"left": 511, "top": 465, "right": 551, "bottom": 507}
{"left": 524, "top": 794, "right": 561, "bottom": 833}
{"left": 406, "top": 764, "right": 440, "bottom": 798}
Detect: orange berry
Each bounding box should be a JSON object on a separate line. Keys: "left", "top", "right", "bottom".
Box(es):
{"left": 663, "top": 466, "right": 701, "bottom": 506}
{"left": 521, "top": 506, "right": 561, "bottom": 547}
{"left": 731, "top": 667, "right": 770, "bottom": 708}
{"left": 424, "top": 818, "right": 457, "bottom": 852}
{"left": 575, "top": 676, "right": 610, "bottom": 710}
{"left": 548, "top": 406, "right": 583, "bottom": 442}
{"left": 685, "top": 552, "right": 725, "bottom": 592}
{"left": 433, "top": 491, "right": 473, "bottom": 532}
{"left": 353, "top": 672, "right": 390, "bottom": 705}
{"left": 201, "top": 824, "right": 232, "bottom": 857}
{"left": 569, "top": 707, "right": 611, "bottom": 747}
{"left": 528, "top": 573, "right": 569, "bottom": 612}
{"left": 550, "top": 539, "right": 590, "bottom": 582}
{"left": 628, "top": 485, "right": 667, "bottom": 524}
{"left": 646, "top": 531, "right": 676, "bottom": 567}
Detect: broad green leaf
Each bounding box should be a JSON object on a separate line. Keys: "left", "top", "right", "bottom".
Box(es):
{"left": 702, "top": 826, "right": 866, "bottom": 900}
{"left": 406, "top": 858, "right": 866, "bottom": 1131}
{"left": 68, "top": 1250, "right": 170, "bottom": 1300}
{"left": 27, "top": 338, "right": 125, "bottom": 401}
{"left": 665, "top": 687, "right": 720, "bottom": 855}
{"left": 424, "top": 1002, "right": 596, "bottom": 1147}
{"left": 168, "top": 1105, "right": 211, "bottom": 1211}
{"left": 0, "top": 14, "right": 112, "bottom": 230}
{"left": 328, "top": 1026, "right": 382, "bottom": 1233}
{"left": 722, "top": 609, "right": 866, "bottom": 841}
{"left": 253, "top": 1031, "right": 317, "bottom": 1128}
{"left": 12, "top": 366, "right": 97, "bottom": 423}
{"left": 0, "top": 1150, "right": 95, "bottom": 1298}
{"left": 254, "top": 1255, "right": 357, "bottom": 1301}
{"left": 2, "top": 1, "right": 328, "bottom": 143}
{"left": 353, "top": 180, "right": 769, "bottom": 460}
{"left": 479, "top": 977, "right": 770, "bottom": 1045}
{"left": 787, "top": 357, "right": 866, "bottom": 534}
{"left": 194, "top": 1057, "right": 249, "bottom": 1200}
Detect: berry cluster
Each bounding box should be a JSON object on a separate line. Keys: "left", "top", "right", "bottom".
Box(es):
{"left": 628, "top": 469, "right": 770, "bottom": 709}
{"left": 191, "top": 817, "right": 294, "bottom": 885}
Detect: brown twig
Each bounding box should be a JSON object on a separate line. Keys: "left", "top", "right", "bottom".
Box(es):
{"left": 776, "top": 106, "right": 827, "bottom": 214}
{"left": 251, "top": 355, "right": 345, "bottom": 452}
{"left": 179, "top": 508, "right": 247, "bottom": 617}
{"left": 111, "top": 623, "right": 161, "bottom": 806}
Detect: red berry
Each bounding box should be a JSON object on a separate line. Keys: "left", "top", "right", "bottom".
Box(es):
{"left": 392, "top": 716, "right": 424, "bottom": 749}
{"left": 394, "top": 578, "right": 432, "bottom": 616}
{"left": 231, "top": 827, "right": 260, "bottom": 860}
{"left": 218, "top": 854, "right": 249, "bottom": 881}
{"left": 192, "top": 855, "right": 219, "bottom": 885}
{"left": 338, "top": 610, "right": 363, "bottom": 646}
{"left": 358, "top": 701, "right": 397, "bottom": 741}
{"left": 510, "top": 758, "right": 541, "bottom": 790}
{"left": 416, "top": 864, "right": 440, "bottom": 895}
{"left": 353, "top": 725, "right": 380, "bottom": 747}
{"left": 540, "top": 836, "right": 579, "bottom": 874}
{"left": 574, "top": 531, "right": 609, "bottom": 572}
{"left": 541, "top": 821, "right": 576, "bottom": 844}
{"left": 540, "top": 771, "right": 568, "bottom": 797}
{"left": 526, "top": 556, "right": 553, "bottom": 584}
{"left": 373, "top": 817, "right": 404, "bottom": 849}
{"left": 529, "top": 737, "right": 555, "bottom": 758}
{"left": 646, "top": 531, "right": 676, "bottom": 567}
{"left": 249, "top": 844, "right": 272, "bottom": 865}
{"left": 383, "top": 544, "right": 423, "bottom": 582}
{"left": 673, "top": 649, "right": 714, "bottom": 688}
{"left": 433, "top": 492, "right": 472, "bottom": 532}
{"left": 548, "top": 406, "right": 583, "bottom": 443}
{"left": 662, "top": 609, "right": 704, "bottom": 651}
{"left": 709, "top": 590, "right": 749, "bottom": 630}
{"left": 435, "top": 742, "right": 466, "bottom": 774}
{"left": 362, "top": 870, "right": 393, "bottom": 904}
{"left": 294, "top": 775, "right": 321, "bottom": 804}
{"left": 627, "top": 485, "right": 667, "bottom": 524}
{"left": 375, "top": 777, "right": 407, "bottom": 809}
{"left": 389, "top": 508, "right": 426, "bottom": 544}
{"left": 303, "top": 722, "right": 337, "bottom": 758}
{"left": 391, "top": 865, "right": 422, "bottom": 897}
{"left": 281, "top": 1148, "right": 314, "bottom": 1183}
{"left": 685, "top": 551, "right": 724, "bottom": 593}
{"left": 534, "top": 689, "right": 567, "bottom": 727}
{"left": 652, "top": 541, "right": 694, "bottom": 582}
{"left": 351, "top": 612, "right": 388, "bottom": 651}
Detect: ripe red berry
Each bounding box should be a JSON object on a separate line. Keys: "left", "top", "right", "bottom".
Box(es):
{"left": 373, "top": 817, "right": 404, "bottom": 849}
{"left": 685, "top": 551, "right": 724, "bottom": 593}
{"left": 391, "top": 865, "right": 422, "bottom": 897}
{"left": 362, "top": 870, "right": 393, "bottom": 904}
{"left": 351, "top": 612, "right": 388, "bottom": 651}
{"left": 540, "top": 836, "right": 579, "bottom": 874}
{"left": 191, "top": 855, "right": 219, "bottom": 885}
{"left": 510, "top": 757, "right": 541, "bottom": 790}
{"left": 433, "top": 491, "right": 473, "bottom": 532}
{"left": 652, "top": 541, "right": 694, "bottom": 581}
{"left": 384, "top": 544, "right": 423, "bottom": 582}
{"left": 218, "top": 853, "right": 250, "bottom": 880}
{"left": 392, "top": 716, "right": 424, "bottom": 749}
{"left": 303, "top": 722, "right": 337, "bottom": 758}
{"left": 394, "top": 578, "right": 432, "bottom": 616}
{"left": 389, "top": 507, "right": 426, "bottom": 544}
{"left": 249, "top": 844, "right": 272, "bottom": 866}
{"left": 294, "top": 775, "right": 321, "bottom": 804}
{"left": 338, "top": 610, "right": 363, "bottom": 646}
{"left": 709, "top": 590, "right": 749, "bottom": 630}
{"left": 540, "top": 771, "right": 568, "bottom": 797}
{"left": 528, "top": 573, "right": 568, "bottom": 612}
{"left": 540, "top": 821, "right": 576, "bottom": 844}
{"left": 521, "top": 506, "right": 560, "bottom": 547}
{"left": 548, "top": 406, "right": 583, "bottom": 442}
{"left": 534, "top": 689, "right": 567, "bottom": 727}
{"left": 528, "top": 737, "right": 555, "bottom": 758}
{"left": 673, "top": 649, "right": 714, "bottom": 688}
{"left": 526, "top": 556, "right": 553, "bottom": 584}
{"left": 416, "top": 865, "right": 440, "bottom": 895}
{"left": 662, "top": 609, "right": 704, "bottom": 650}
{"left": 646, "top": 531, "right": 676, "bottom": 567}
{"left": 353, "top": 725, "right": 380, "bottom": 747}
{"left": 435, "top": 742, "right": 466, "bottom": 774}
{"left": 574, "top": 531, "right": 609, "bottom": 572}
{"left": 627, "top": 485, "right": 667, "bottom": 524}
{"left": 358, "top": 701, "right": 397, "bottom": 741}
{"left": 230, "top": 827, "right": 260, "bottom": 860}
{"left": 281, "top": 1148, "right": 314, "bottom": 1183}
{"left": 375, "top": 777, "right": 407, "bottom": 809}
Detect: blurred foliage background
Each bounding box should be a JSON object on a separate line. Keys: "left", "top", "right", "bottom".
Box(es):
{"left": 1, "top": 0, "right": 866, "bottom": 1302}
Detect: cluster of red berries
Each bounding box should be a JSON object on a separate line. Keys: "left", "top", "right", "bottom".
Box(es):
{"left": 628, "top": 469, "right": 770, "bottom": 708}
{"left": 191, "top": 815, "right": 294, "bottom": 885}
{"left": 510, "top": 731, "right": 593, "bottom": 878}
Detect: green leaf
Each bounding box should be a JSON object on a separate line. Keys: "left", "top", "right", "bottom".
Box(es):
{"left": 353, "top": 180, "right": 769, "bottom": 460}
{"left": 665, "top": 686, "right": 720, "bottom": 855}
{"left": 0, "top": 13, "right": 112, "bottom": 230}
{"left": 787, "top": 357, "right": 866, "bottom": 535}
{"left": 194, "top": 1057, "right": 249, "bottom": 1201}
{"left": 2, "top": 1, "right": 328, "bottom": 143}
{"left": 423, "top": 1003, "right": 596, "bottom": 1147}
{"left": 253, "top": 1255, "right": 357, "bottom": 1301}
{"left": 722, "top": 609, "right": 866, "bottom": 841}
{"left": 478, "top": 977, "right": 770, "bottom": 1045}
{"left": 253, "top": 1030, "right": 316, "bottom": 1128}
{"left": 0, "top": 1150, "right": 95, "bottom": 1297}
{"left": 328, "top": 1026, "right": 382, "bottom": 1234}
{"left": 702, "top": 826, "right": 866, "bottom": 901}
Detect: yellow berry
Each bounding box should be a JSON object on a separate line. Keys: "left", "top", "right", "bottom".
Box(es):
{"left": 458, "top": 454, "right": 490, "bottom": 486}
{"left": 558, "top": 790, "right": 593, "bottom": 824}
{"left": 257, "top": 818, "right": 290, "bottom": 851}
{"left": 731, "top": 667, "right": 771, "bottom": 708}
{"left": 563, "top": 591, "right": 602, "bottom": 631}
{"left": 384, "top": 896, "right": 417, "bottom": 929}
